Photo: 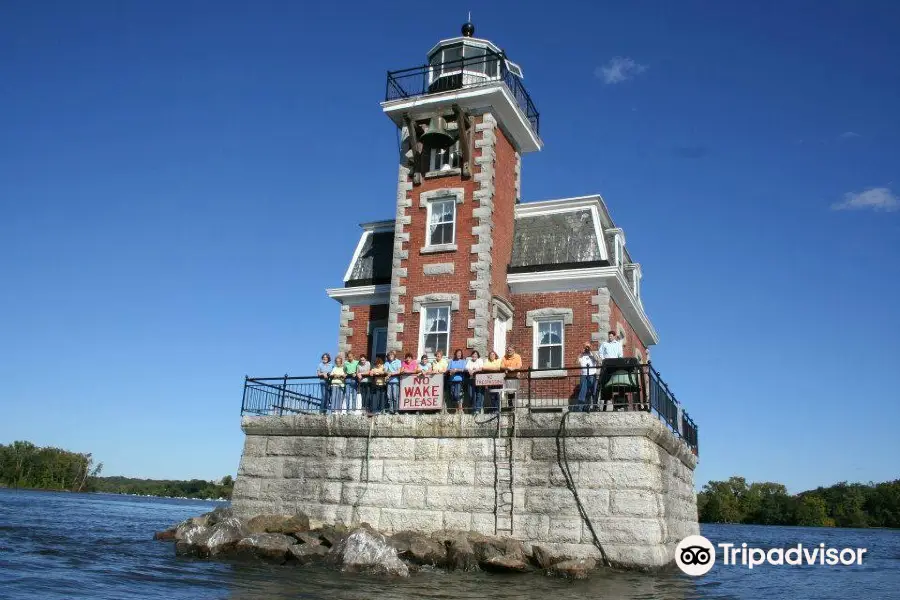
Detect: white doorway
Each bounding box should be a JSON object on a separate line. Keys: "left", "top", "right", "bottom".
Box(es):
{"left": 493, "top": 316, "right": 510, "bottom": 357}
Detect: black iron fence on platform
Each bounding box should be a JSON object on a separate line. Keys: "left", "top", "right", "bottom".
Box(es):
{"left": 241, "top": 361, "right": 698, "bottom": 455}
{"left": 385, "top": 53, "right": 540, "bottom": 137}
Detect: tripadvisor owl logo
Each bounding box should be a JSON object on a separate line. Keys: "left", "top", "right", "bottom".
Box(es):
{"left": 675, "top": 534, "right": 715, "bottom": 576}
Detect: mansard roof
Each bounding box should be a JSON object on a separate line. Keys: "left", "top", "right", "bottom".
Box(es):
{"left": 342, "top": 196, "right": 634, "bottom": 284}
{"left": 344, "top": 221, "right": 394, "bottom": 287}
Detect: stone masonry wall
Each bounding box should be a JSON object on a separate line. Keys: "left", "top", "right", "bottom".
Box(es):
{"left": 231, "top": 411, "right": 698, "bottom": 569}
{"left": 508, "top": 290, "right": 596, "bottom": 368}
{"left": 343, "top": 304, "right": 388, "bottom": 359}
{"left": 609, "top": 296, "right": 648, "bottom": 360}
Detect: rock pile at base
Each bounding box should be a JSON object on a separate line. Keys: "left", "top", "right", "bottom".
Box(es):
{"left": 153, "top": 508, "right": 606, "bottom": 579}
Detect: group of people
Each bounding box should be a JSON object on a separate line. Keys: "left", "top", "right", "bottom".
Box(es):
{"left": 315, "top": 346, "right": 524, "bottom": 415}
{"left": 575, "top": 330, "right": 637, "bottom": 412}
{"left": 313, "top": 330, "right": 635, "bottom": 415}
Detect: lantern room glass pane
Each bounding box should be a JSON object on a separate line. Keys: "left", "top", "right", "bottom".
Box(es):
{"left": 441, "top": 45, "right": 463, "bottom": 72}
{"left": 464, "top": 45, "right": 486, "bottom": 73}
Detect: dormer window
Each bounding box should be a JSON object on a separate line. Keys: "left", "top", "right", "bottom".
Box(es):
{"left": 429, "top": 143, "right": 460, "bottom": 172}
{"left": 427, "top": 196, "right": 456, "bottom": 247}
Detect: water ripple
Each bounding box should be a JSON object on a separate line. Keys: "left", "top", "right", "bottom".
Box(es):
{"left": 0, "top": 489, "right": 898, "bottom": 600}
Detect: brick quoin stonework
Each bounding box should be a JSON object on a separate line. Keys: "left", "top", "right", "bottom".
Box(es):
{"left": 609, "top": 297, "right": 648, "bottom": 359}
{"left": 344, "top": 304, "right": 388, "bottom": 359}
{"left": 384, "top": 113, "right": 523, "bottom": 357}
{"left": 508, "top": 290, "right": 597, "bottom": 368}
{"left": 337, "top": 305, "right": 354, "bottom": 354}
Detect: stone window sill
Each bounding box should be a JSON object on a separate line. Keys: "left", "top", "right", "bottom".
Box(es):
{"left": 529, "top": 369, "right": 568, "bottom": 379}
{"left": 425, "top": 168, "right": 461, "bottom": 179}
{"left": 421, "top": 244, "right": 457, "bottom": 255}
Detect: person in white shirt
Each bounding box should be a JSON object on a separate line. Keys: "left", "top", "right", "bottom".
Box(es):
{"left": 576, "top": 344, "right": 598, "bottom": 412}
{"left": 599, "top": 330, "right": 624, "bottom": 360}
{"left": 597, "top": 330, "right": 624, "bottom": 411}
{"left": 466, "top": 350, "right": 484, "bottom": 413}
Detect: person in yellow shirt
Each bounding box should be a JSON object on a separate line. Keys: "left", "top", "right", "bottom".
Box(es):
{"left": 502, "top": 346, "right": 522, "bottom": 372}
{"left": 501, "top": 346, "right": 523, "bottom": 409}
{"left": 431, "top": 349, "right": 448, "bottom": 373}
{"left": 483, "top": 351, "right": 504, "bottom": 371}
{"left": 482, "top": 351, "right": 504, "bottom": 412}
{"left": 429, "top": 349, "right": 449, "bottom": 410}
{"left": 328, "top": 356, "right": 347, "bottom": 413}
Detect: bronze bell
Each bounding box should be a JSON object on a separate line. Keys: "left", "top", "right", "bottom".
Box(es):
{"left": 604, "top": 369, "right": 639, "bottom": 392}
{"left": 419, "top": 116, "right": 456, "bottom": 150}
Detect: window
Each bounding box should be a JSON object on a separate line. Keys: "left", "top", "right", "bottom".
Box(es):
{"left": 535, "top": 320, "right": 563, "bottom": 369}
{"left": 441, "top": 45, "right": 463, "bottom": 70}
{"left": 464, "top": 45, "right": 486, "bottom": 73}
{"left": 427, "top": 197, "right": 456, "bottom": 246}
{"left": 504, "top": 59, "right": 524, "bottom": 78}
{"left": 429, "top": 143, "right": 460, "bottom": 172}
{"left": 429, "top": 44, "right": 500, "bottom": 83}
{"left": 420, "top": 304, "right": 450, "bottom": 357}
{"left": 371, "top": 327, "right": 387, "bottom": 362}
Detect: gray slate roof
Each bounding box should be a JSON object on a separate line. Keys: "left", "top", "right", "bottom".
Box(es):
{"left": 510, "top": 209, "right": 605, "bottom": 269}
{"left": 345, "top": 209, "right": 607, "bottom": 286}
{"left": 347, "top": 231, "right": 393, "bottom": 285}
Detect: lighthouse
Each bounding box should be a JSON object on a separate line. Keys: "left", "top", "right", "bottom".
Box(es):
{"left": 236, "top": 23, "right": 700, "bottom": 570}
{"left": 328, "top": 22, "right": 656, "bottom": 373}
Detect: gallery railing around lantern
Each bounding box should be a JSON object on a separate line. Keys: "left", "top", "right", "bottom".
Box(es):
{"left": 240, "top": 362, "right": 697, "bottom": 455}
{"left": 385, "top": 52, "right": 540, "bottom": 137}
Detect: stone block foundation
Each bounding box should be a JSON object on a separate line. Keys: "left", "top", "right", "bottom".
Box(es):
{"left": 231, "top": 411, "right": 698, "bottom": 569}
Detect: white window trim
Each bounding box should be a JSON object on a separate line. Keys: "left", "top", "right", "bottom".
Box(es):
{"left": 425, "top": 197, "right": 456, "bottom": 248}
{"left": 417, "top": 302, "right": 452, "bottom": 359}
{"left": 419, "top": 188, "right": 465, "bottom": 253}
{"left": 532, "top": 318, "right": 565, "bottom": 371}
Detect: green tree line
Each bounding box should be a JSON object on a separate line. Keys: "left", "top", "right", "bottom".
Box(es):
{"left": 698, "top": 476, "right": 900, "bottom": 528}
{"left": 0, "top": 441, "right": 233, "bottom": 500}
{"left": 0, "top": 441, "right": 101, "bottom": 491}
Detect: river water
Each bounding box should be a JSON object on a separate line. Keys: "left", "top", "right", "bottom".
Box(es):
{"left": 0, "top": 488, "right": 897, "bottom": 599}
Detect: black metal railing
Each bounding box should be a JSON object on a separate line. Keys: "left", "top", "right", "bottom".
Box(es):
{"left": 241, "top": 363, "right": 697, "bottom": 455}
{"left": 385, "top": 53, "right": 540, "bottom": 136}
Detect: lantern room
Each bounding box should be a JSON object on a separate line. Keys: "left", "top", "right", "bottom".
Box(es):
{"left": 383, "top": 21, "right": 542, "bottom": 154}
{"left": 425, "top": 23, "right": 516, "bottom": 94}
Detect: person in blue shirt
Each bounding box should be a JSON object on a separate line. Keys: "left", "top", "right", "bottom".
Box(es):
{"left": 447, "top": 349, "right": 468, "bottom": 412}
{"left": 384, "top": 350, "right": 402, "bottom": 413}
{"left": 316, "top": 353, "right": 332, "bottom": 414}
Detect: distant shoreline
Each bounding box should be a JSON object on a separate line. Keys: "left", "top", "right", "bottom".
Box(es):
{"left": 0, "top": 485, "right": 229, "bottom": 502}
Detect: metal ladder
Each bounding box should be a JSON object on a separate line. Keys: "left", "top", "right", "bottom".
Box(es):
{"left": 494, "top": 407, "right": 516, "bottom": 537}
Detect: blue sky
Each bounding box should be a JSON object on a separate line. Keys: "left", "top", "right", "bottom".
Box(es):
{"left": 1, "top": 1, "right": 898, "bottom": 491}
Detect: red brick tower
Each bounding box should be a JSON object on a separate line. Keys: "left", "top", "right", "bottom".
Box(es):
{"left": 379, "top": 22, "right": 542, "bottom": 357}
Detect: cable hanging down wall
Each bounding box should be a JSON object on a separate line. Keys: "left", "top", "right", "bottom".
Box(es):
{"left": 555, "top": 411, "right": 612, "bottom": 568}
